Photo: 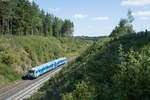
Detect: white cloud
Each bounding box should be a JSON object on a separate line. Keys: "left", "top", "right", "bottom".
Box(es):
{"left": 121, "top": 0, "right": 150, "bottom": 6}
{"left": 48, "top": 8, "right": 60, "bottom": 13}
{"left": 140, "top": 17, "right": 149, "bottom": 20}
{"left": 74, "top": 14, "right": 88, "bottom": 19}
{"left": 133, "top": 11, "right": 150, "bottom": 16}
{"left": 28, "top": 0, "right": 38, "bottom": 2}
{"left": 93, "top": 17, "right": 109, "bottom": 21}
{"left": 28, "top": 0, "right": 33, "bottom": 2}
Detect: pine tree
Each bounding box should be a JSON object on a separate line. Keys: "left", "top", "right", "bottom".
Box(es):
{"left": 61, "top": 20, "right": 73, "bottom": 37}
{"left": 0, "top": 0, "right": 74, "bottom": 37}
{"left": 0, "top": 0, "right": 11, "bottom": 34}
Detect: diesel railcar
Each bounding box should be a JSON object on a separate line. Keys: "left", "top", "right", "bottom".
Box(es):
{"left": 27, "top": 57, "right": 67, "bottom": 79}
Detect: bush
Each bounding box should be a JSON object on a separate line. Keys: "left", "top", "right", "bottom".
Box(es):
{"left": 1, "top": 53, "right": 18, "bottom": 65}
{"left": 24, "top": 45, "right": 32, "bottom": 54}
{"left": 62, "top": 81, "right": 95, "bottom": 100}
{"left": 0, "top": 63, "right": 21, "bottom": 83}
{"left": 0, "top": 44, "right": 6, "bottom": 52}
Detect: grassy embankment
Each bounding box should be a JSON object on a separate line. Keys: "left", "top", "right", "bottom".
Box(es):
{"left": 0, "top": 35, "right": 92, "bottom": 88}
{"left": 29, "top": 32, "right": 150, "bottom": 100}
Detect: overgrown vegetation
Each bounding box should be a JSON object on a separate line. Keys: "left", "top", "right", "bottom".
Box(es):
{"left": 29, "top": 31, "right": 150, "bottom": 100}
{"left": 0, "top": 35, "right": 92, "bottom": 88}
{"left": 110, "top": 10, "right": 134, "bottom": 37}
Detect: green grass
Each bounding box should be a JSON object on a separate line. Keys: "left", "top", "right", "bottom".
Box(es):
{"left": 29, "top": 32, "right": 150, "bottom": 100}
{"left": 0, "top": 35, "right": 92, "bottom": 88}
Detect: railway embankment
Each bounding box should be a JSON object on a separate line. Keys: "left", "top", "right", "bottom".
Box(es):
{"left": 0, "top": 35, "right": 92, "bottom": 88}
{"left": 0, "top": 63, "right": 64, "bottom": 100}
{"left": 29, "top": 32, "right": 150, "bottom": 100}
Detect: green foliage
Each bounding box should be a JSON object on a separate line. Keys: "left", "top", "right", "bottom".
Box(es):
{"left": 0, "top": 0, "right": 74, "bottom": 37}
{"left": 24, "top": 45, "right": 32, "bottom": 54}
{"left": 1, "top": 53, "right": 18, "bottom": 65}
{"left": 0, "top": 63, "right": 21, "bottom": 87}
{"left": 0, "top": 63, "right": 21, "bottom": 80}
{"left": 0, "top": 44, "right": 6, "bottom": 52}
{"left": 24, "top": 45, "right": 37, "bottom": 66}
{"left": 62, "top": 81, "right": 95, "bottom": 100}
{"left": 127, "top": 9, "right": 134, "bottom": 24}
{"left": 29, "top": 31, "right": 150, "bottom": 100}
{"left": 0, "top": 35, "right": 92, "bottom": 88}
{"left": 110, "top": 10, "right": 134, "bottom": 37}
{"left": 112, "top": 49, "right": 150, "bottom": 100}
{"left": 61, "top": 20, "right": 74, "bottom": 37}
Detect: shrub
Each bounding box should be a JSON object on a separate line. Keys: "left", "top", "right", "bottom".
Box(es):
{"left": 62, "top": 81, "right": 94, "bottom": 100}
{"left": 24, "top": 45, "right": 32, "bottom": 54}
{"left": 1, "top": 53, "right": 18, "bottom": 65}
{"left": 0, "top": 44, "right": 6, "bottom": 52}
{"left": 0, "top": 63, "right": 21, "bottom": 81}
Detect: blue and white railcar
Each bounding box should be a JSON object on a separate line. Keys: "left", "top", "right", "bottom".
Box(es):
{"left": 27, "top": 57, "right": 67, "bottom": 79}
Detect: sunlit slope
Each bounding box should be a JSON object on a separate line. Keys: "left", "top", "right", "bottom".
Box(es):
{"left": 29, "top": 32, "right": 150, "bottom": 100}
{"left": 0, "top": 35, "right": 92, "bottom": 88}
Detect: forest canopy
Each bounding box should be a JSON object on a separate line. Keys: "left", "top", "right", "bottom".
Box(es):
{"left": 0, "top": 0, "right": 74, "bottom": 37}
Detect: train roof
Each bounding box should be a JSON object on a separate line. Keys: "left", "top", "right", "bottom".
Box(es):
{"left": 30, "top": 57, "right": 66, "bottom": 71}
{"left": 55, "top": 57, "right": 66, "bottom": 62}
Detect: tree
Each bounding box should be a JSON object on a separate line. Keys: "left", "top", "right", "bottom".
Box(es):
{"left": 0, "top": 0, "right": 11, "bottom": 34}
{"left": 110, "top": 10, "right": 134, "bottom": 37}
{"left": 127, "top": 9, "right": 134, "bottom": 24}
{"left": 61, "top": 20, "right": 74, "bottom": 37}
{"left": 30, "top": 1, "right": 40, "bottom": 35}
{"left": 0, "top": 0, "right": 74, "bottom": 37}
{"left": 43, "top": 13, "right": 53, "bottom": 36}
{"left": 126, "top": 9, "right": 134, "bottom": 33}
{"left": 110, "top": 19, "right": 128, "bottom": 37}
{"left": 53, "top": 17, "right": 63, "bottom": 37}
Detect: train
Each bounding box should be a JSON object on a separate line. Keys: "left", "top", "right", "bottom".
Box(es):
{"left": 27, "top": 57, "right": 67, "bottom": 79}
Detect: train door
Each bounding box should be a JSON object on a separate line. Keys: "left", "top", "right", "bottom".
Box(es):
{"left": 54, "top": 62, "right": 57, "bottom": 68}
{"left": 36, "top": 70, "right": 40, "bottom": 77}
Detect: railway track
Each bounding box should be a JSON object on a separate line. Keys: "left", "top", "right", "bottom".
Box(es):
{"left": 9, "top": 67, "right": 63, "bottom": 100}
{"left": 0, "top": 80, "right": 31, "bottom": 98}
{"left": 0, "top": 63, "right": 66, "bottom": 100}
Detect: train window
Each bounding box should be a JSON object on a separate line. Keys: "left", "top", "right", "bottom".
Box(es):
{"left": 29, "top": 70, "right": 34, "bottom": 74}
{"left": 43, "top": 66, "right": 48, "bottom": 71}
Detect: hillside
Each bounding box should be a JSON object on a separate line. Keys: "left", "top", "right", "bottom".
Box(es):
{"left": 75, "top": 36, "right": 107, "bottom": 41}
{"left": 0, "top": 35, "right": 92, "bottom": 88}
{"left": 29, "top": 32, "right": 150, "bottom": 100}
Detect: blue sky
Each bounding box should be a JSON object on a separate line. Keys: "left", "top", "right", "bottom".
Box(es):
{"left": 30, "top": 0, "right": 150, "bottom": 36}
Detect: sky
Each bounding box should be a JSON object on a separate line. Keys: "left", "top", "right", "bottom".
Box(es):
{"left": 29, "top": 0, "right": 150, "bottom": 36}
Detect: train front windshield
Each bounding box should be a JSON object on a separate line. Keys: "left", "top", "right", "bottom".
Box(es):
{"left": 28, "top": 70, "right": 35, "bottom": 74}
